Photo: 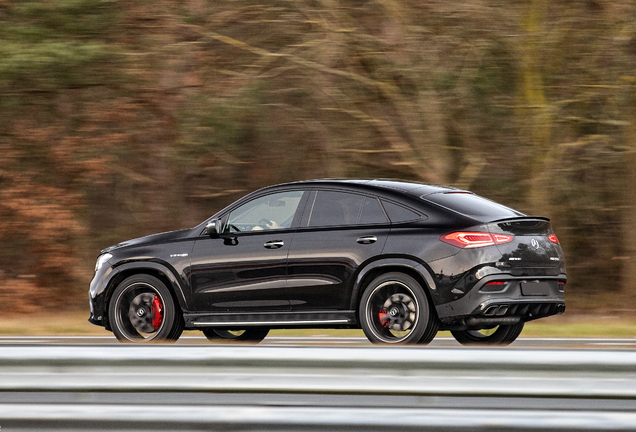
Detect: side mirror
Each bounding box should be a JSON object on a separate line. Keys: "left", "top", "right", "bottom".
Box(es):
{"left": 204, "top": 219, "right": 222, "bottom": 238}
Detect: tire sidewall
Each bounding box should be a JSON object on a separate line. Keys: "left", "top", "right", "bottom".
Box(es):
{"left": 451, "top": 322, "right": 525, "bottom": 346}
{"left": 359, "top": 272, "right": 431, "bottom": 344}
{"left": 109, "top": 274, "right": 177, "bottom": 343}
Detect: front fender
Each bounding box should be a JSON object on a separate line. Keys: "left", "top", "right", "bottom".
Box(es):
{"left": 92, "top": 260, "right": 189, "bottom": 314}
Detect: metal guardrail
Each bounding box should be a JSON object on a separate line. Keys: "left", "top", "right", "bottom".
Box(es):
{"left": 1, "top": 345, "right": 636, "bottom": 431}
{"left": 4, "top": 403, "right": 636, "bottom": 432}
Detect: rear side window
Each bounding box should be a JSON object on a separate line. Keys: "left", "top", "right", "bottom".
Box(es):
{"left": 423, "top": 192, "right": 523, "bottom": 218}
{"left": 308, "top": 191, "right": 388, "bottom": 227}
{"left": 381, "top": 200, "right": 422, "bottom": 223}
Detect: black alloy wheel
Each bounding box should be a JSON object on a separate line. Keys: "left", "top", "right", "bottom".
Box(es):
{"left": 360, "top": 272, "right": 438, "bottom": 344}
{"left": 201, "top": 328, "right": 270, "bottom": 343}
{"left": 108, "top": 274, "right": 184, "bottom": 343}
{"left": 450, "top": 321, "right": 525, "bottom": 346}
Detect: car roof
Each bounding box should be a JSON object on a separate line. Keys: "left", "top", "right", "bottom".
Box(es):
{"left": 269, "top": 178, "right": 464, "bottom": 198}
{"left": 198, "top": 178, "right": 480, "bottom": 231}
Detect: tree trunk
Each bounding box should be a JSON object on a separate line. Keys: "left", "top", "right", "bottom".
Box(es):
{"left": 517, "top": 0, "right": 552, "bottom": 214}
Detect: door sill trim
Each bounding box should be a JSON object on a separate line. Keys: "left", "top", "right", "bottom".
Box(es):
{"left": 184, "top": 311, "right": 357, "bottom": 329}
{"left": 193, "top": 319, "right": 350, "bottom": 327}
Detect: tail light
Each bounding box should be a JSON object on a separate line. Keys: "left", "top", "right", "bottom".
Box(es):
{"left": 441, "top": 232, "right": 514, "bottom": 248}
{"left": 548, "top": 234, "right": 560, "bottom": 244}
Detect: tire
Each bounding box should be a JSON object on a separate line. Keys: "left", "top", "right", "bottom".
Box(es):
{"left": 359, "top": 272, "right": 438, "bottom": 344}
{"left": 108, "top": 274, "right": 184, "bottom": 343}
{"left": 418, "top": 315, "right": 440, "bottom": 345}
{"left": 450, "top": 321, "right": 525, "bottom": 346}
{"left": 201, "top": 328, "right": 269, "bottom": 343}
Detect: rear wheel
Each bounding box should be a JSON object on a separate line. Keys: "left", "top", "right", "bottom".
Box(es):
{"left": 451, "top": 321, "right": 524, "bottom": 346}
{"left": 108, "top": 274, "right": 183, "bottom": 343}
{"left": 202, "top": 328, "right": 269, "bottom": 343}
{"left": 359, "top": 272, "right": 438, "bottom": 344}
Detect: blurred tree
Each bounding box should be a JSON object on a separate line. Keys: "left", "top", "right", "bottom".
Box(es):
{"left": 0, "top": 0, "right": 635, "bottom": 314}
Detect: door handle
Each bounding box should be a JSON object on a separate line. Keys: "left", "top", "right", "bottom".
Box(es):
{"left": 357, "top": 236, "right": 377, "bottom": 244}
{"left": 264, "top": 240, "right": 284, "bottom": 249}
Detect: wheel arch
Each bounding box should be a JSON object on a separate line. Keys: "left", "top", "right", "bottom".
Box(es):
{"left": 351, "top": 258, "right": 439, "bottom": 316}
{"left": 102, "top": 262, "right": 187, "bottom": 331}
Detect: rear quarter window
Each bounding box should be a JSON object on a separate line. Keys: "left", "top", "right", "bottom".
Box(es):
{"left": 380, "top": 200, "right": 423, "bottom": 223}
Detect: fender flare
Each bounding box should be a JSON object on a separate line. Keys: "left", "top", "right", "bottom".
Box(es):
{"left": 105, "top": 261, "right": 189, "bottom": 312}
{"left": 350, "top": 257, "right": 438, "bottom": 310}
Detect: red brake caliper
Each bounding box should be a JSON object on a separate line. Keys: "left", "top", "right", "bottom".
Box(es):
{"left": 378, "top": 309, "right": 389, "bottom": 327}
{"left": 151, "top": 295, "right": 163, "bottom": 331}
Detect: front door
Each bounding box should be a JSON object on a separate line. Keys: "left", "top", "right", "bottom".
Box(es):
{"left": 189, "top": 190, "right": 306, "bottom": 312}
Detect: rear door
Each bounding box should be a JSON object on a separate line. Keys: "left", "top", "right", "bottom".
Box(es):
{"left": 286, "top": 190, "right": 391, "bottom": 311}
{"left": 422, "top": 192, "right": 565, "bottom": 270}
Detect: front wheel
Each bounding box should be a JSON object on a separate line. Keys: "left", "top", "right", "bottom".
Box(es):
{"left": 202, "top": 328, "right": 269, "bottom": 343}
{"left": 359, "top": 272, "right": 438, "bottom": 344}
{"left": 108, "top": 274, "right": 184, "bottom": 343}
{"left": 450, "top": 321, "right": 524, "bottom": 346}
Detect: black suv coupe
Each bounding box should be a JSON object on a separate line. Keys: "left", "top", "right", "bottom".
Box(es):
{"left": 89, "top": 179, "right": 566, "bottom": 345}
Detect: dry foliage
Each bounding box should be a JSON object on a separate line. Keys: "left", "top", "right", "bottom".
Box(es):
{"left": 0, "top": 0, "right": 635, "bottom": 313}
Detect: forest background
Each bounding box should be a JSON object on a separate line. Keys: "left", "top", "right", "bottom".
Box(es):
{"left": 1, "top": 0, "right": 635, "bottom": 319}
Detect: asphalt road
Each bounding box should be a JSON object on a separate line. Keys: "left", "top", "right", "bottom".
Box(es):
{"left": 1, "top": 334, "right": 636, "bottom": 348}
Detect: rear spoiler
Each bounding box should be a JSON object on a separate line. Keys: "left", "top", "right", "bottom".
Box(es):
{"left": 489, "top": 216, "right": 550, "bottom": 224}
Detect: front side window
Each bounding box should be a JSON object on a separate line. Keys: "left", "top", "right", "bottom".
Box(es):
{"left": 308, "top": 191, "right": 388, "bottom": 227}
{"left": 226, "top": 191, "right": 304, "bottom": 232}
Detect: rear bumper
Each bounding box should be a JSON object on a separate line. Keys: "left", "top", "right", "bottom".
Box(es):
{"left": 474, "top": 298, "right": 565, "bottom": 321}
{"left": 436, "top": 274, "right": 566, "bottom": 328}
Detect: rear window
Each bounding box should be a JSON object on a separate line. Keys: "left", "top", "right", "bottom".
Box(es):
{"left": 422, "top": 192, "right": 523, "bottom": 218}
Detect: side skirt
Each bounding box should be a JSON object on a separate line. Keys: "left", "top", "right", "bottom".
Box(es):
{"left": 184, "top": 311, "right": 358, "bottom": 330}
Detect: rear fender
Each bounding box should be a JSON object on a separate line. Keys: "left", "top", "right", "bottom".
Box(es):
{"left": 351, "top": 258, "right": 438, "bottom": 310}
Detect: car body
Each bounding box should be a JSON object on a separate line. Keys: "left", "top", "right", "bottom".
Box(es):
{"left": 89, "top": 179, "right": 566, "bottom": 345}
